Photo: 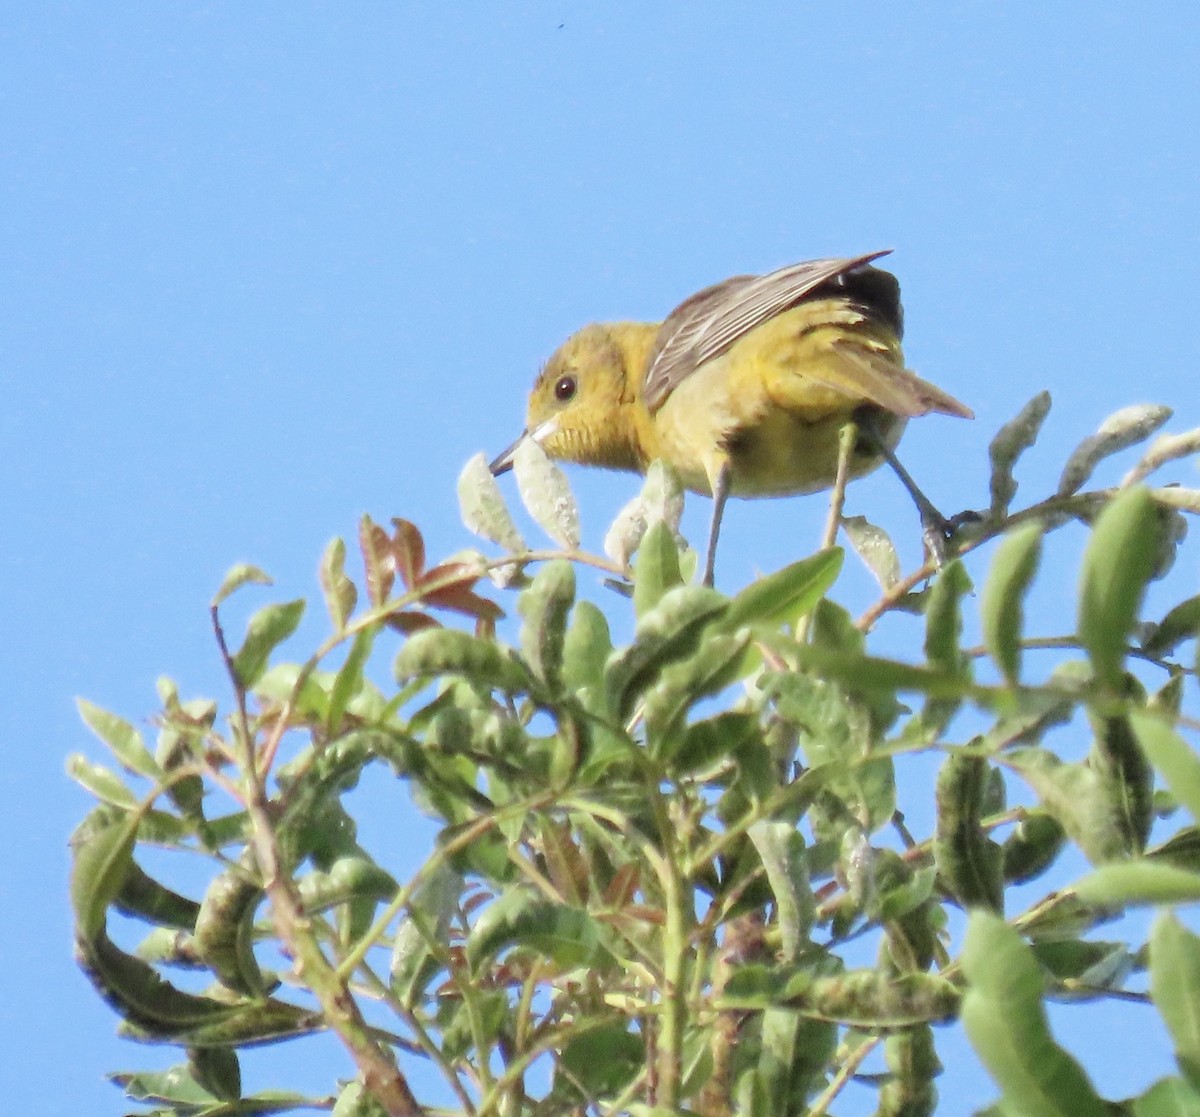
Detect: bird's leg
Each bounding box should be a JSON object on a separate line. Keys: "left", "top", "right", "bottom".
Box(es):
{"left": 702, "top": 459, "right": 732, "bottom": 587}
{"left": 855, "top": 416, "right": 975, "bottom": 565}
{"left": 822, "top": 420, "right": 858, "bottom": 551}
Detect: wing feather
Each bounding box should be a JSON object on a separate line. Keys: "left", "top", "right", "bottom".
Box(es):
{"left": 643, "top": 250, "right": 894, "bottom": 412}
{"left": 812, "top": 341, "right": 975, "bottom": 419}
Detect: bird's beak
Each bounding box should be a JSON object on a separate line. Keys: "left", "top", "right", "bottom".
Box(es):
{"left": 489, "top": 418, "right": 559, "bottom": 476}
{"left": 489, "top": 433, "right": 526, "bottom": 476}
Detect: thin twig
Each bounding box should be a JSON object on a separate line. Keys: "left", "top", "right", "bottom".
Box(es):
{"left": 211, "top": 604, "right": 426, "bottom": 1117}
{"left": 807, "top": 1034, "right": 882, "bottom": 1117}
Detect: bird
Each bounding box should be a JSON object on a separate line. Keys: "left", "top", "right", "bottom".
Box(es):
{"left": 490, "top": 251, "right": 973, "bottom": 585}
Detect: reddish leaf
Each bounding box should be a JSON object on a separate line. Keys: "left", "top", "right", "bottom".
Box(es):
{"left": 418, "top": 563, "right": 505, "bottom": 622}
{"left": 391, "top": 518, "right": 426, "bottom": 590}
{"left": 603, "top": 864, "right": 641, "bottom": 908}
{"left": 429, "top": 588, "right": 504, "bottom": 621}
{"left": 385, "top": 611, "right": 442, "bottom": 635}
{"left": 417, "top": 560, "right": 483, "bottom": 590}
{"left": 475, "top": 614, "right": 498, "bottom": 641}
{"left": 359, "top": 515, "right": 395, "bottom": 606}
{"left": 621, "top": 904, "right": 666, "bottom": 925}
{"left": 539, "top": 821, "right": 590, "bottom": 905}
{"left": 461, "top": 888, "right": 493, "bottom": 917}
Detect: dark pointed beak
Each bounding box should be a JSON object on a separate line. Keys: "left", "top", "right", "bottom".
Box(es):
{"left": 489, "top": 432, "right": 527, "bottom": 476}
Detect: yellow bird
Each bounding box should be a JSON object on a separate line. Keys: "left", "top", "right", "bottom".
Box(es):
{"left": 491, "top": 251, "right": 973, "bottom": 584}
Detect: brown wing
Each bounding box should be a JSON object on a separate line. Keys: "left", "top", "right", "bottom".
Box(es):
{"left": 642, "top": 250, "right": 895, "bottom": 413}
{"left": 819, "top": 340, "right": 975, "bottom": 419}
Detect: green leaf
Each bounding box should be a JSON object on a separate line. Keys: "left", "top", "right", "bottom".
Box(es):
{"left": 1077, "top": 485, "right": 1161, "bottom": 689}
{"left": 748, "top": 822, "right": 814, "bottom": 959}
{"left": 1075, "top": 861, "right": 1200, "bottom": 906}
{"left": 319, "top": 536, "right": 358, "bottom": 631}
{"left": 1017, "top": 891, "right": 1113, "bottom": 942}
{"left": 934, "top": 753, "right": 1004, "bottom": 913}
{"left": 299, "top": 856, "right": 398, "bottom": 914}
{"left": 674, "top": 710, "right": 760, "bottom": 777}
{"left": 1031, "top": 938, "right": 1131, "bottom": 989}
{"left": 1132, "top": 713, "right": 1200, "bottom": 825}
{"left": 557, "top": 1023, "right": 644, "bottom": 1100}
{"left": 188, "top": 1046, "right": 242, "bottom": 1102}
{"left": 842, "top": 515, "right": 899, "bottom": 589}
{"left": 394, "top": 628, "right": 531, "bottom": 693}
{"left": 633, "top": 519, "right": 684, "bottom": 616}
{"left": 458, "top": 451, "right": 527, "bottom": 553}
{"left": 253, "top": 662, "right": 333, "bottom": 720}
{"left": 875, "top": 858, "right": 937, "bottom": 922}
{"left": 923, "top": 558, "right": 972, "bottom": 674}
{"left": 513, "top": 437, "right": 580, "bottom": 549}
{"left": 517, "top": 559, "right": 576, "bottom": 693}
{"left": 1151, "top": 913, "right": 1200, "bottom": 1089}
{"left": 750, "top": 1010, "right": 838, "bottom": 1117}
{"left": 211, "top": 563, "right": 272, "bottom": 608}
{"left": 327, "top": 627, "right": 377, "bottom": 735}
{"left": 960, "top": 911, "right": 1108, "bottom": 1117}
{"left": 920, "top": 558, "right": 972, "bottom": 733}
{"left": 231, "top": 599, "right": 306, "bottom": 688}
{"left": 1142, "top": 595, "right": 1200, "bottom": 656}
{"left": 979, "top": 670, "right": 1077, "bottom": 750}
{"left": 767, "top": 672, "right": 896, "bottom": 831}
{"left": 113, "top": 976, "right": 319, "bottom": 1046}
{"left": 809, "top": 597, "right": 864, "bottom": 655}
{"left": 643, "top": 631, "right": 752, "bottom": 758}
{"left": 1149, "top": 828, "right": 1200, "bottom": 873}
{"left": 110, "top": 1063, "right": 220, "bottom": 1105}
{"left": 193, "top": 864, "right": 269, "bottom": 997}
{"left": 333, "top": 1079, "right": 390, "bottom": 1117}
{"left": 561, "top": 600, "right": 613, "bottom": 691}
{"left": 724, "top": 548, "right": 843, "bottom": 631}
{"left": 70, "top": 815, "right": 137, "bottom": 940}
{"left": 878, "top": 1025, "right": 940, "bottom": 1117}
{"left": 1087, "top": 711, "right": 1153, "bottom": 855}
{"left": 604, "top": 585, "right": 727, "bottom": 718}
{"left": 791, "top": 644, "right": 975, "bottom": 702}
{"left": 391, "top": 863, "right": 461, "bottom": 1007}
{"left": 1007, "top": 747, "right": 1137, "bottom": 864}
{"left": 981, "top": 520, "right": 1044, "bottom": 685}
{"left": 1152, "top": 673, "right": 1186, "bottom": 717}
{"left": 1002, "top": 811, "right": 1067, "bottom": 885}
{"left": 1131, "top": 1075, "right": 1200, "bottom": 1116}
{"left": 603, "top": 459, "right": 685, "bottom": 569}
{"left": 1058, "top": 404, "right": 1173, "bottom": 497}
{"left": 724, "top": 966, "right": 959, "bottom": 1026}
{"left": 989, "top": 391, "right": 1052, "bottom": 519}
{"left": 76, "top": 698, "right": 160, "bottom": 778}
{"left": 78, "top": 932, "right": 248, "bottom": 1039}
{"left": 116, "top": 861, "right": 201, "bottom": 930}
{"left": 1123, "top": 426, "right": 1200, "bottom": 487}
{"left": 66, "top": 754, "right": 140, "bottom": 809}
{"left": 466, "top": 889, "right": 613, "bottom": 972}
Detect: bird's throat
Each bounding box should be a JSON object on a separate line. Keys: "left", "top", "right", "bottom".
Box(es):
{"left": 562, "top": 404, "right": 654, "bottom": 474}
{"left": 554, "top": 322, "right": 662, "bottom": 475}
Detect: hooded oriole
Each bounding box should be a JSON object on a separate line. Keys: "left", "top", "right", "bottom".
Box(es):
{"left": 491, "top": 251, "right": 972, "bottom": 583}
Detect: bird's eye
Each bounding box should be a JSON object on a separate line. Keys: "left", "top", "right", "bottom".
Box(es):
{"left": 554, "top": 375, "right": 577, "bottom": 402}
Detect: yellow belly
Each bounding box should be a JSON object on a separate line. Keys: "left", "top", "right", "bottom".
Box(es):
{"left": 648, "top": 307, "right": 908, "bottom": 498}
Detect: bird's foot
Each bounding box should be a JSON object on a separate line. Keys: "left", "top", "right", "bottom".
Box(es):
{"left": 921, "top": 508, "right": 984, "bottom": 567}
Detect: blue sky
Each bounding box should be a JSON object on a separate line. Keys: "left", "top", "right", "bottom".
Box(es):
{"left": 4, "top": 4, "right": 1199, "bottom": 1113}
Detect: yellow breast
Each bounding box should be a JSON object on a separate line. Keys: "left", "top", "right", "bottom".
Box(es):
{"left": 647, "top": 301, "right": 905, "bottom": 497}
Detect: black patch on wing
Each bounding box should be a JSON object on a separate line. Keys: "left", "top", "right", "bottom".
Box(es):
{"left": 826, "top": 266, "right": 903, "bottom": 339}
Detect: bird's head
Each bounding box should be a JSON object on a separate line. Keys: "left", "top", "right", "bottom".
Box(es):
{"left": 490, "top": 323, "right": 655, "bottom": 476}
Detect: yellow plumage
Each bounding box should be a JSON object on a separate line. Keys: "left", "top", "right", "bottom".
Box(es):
{"left": 492, "top": 251, "right": 972, "bottom": 583}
